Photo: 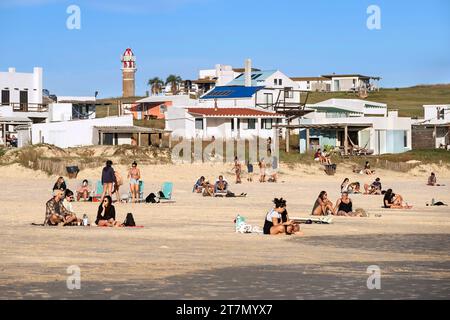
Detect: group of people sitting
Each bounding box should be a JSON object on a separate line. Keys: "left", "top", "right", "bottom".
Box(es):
{"left": 44, "top": 189, "right": 130, "bottom": 227}
{"left": 340, "top": 177, "right": 383, "bottom": 195}
{"left": 314, "top": 148, "right": 332, "bottom": 165}
{"left": 311, "top": 191, "right": 366, "bottom": 217}
{"left": 193, "top": 175, "right": 246, "bottom": 197}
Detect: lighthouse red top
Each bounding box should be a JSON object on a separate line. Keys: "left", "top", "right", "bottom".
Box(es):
{"left": 121, "top": 48, "right": 136, "bottom": 69}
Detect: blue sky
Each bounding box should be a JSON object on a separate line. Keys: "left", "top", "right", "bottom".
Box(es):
{"left": 1, "top": 0, "right": 449, "bottom": 97}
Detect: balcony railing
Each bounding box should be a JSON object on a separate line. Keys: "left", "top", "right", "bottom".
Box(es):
{"left": 9, "top": 103, "right": 48, "bottom": 113}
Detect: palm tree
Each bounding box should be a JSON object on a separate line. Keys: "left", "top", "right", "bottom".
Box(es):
{"left": 165, "top": 75, "right": 182, "bottom": 95}
{"left": 147, "top": 77, "right": 164, "bottom": 95}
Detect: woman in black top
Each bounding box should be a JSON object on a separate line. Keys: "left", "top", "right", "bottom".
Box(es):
{"left": 100, "top": 160, "right": 116, "bottom": 202}
{"left": 96, "top": 196, "right": 122, "bottom": 227}
{"left": 335, "top": 192, "right": 361, "bottom": 216}
{"left": 383, "top": 189, "right": 411, "bottom": 209}
{"left": 53, "top": 177, "right": 67, "bottom": 192}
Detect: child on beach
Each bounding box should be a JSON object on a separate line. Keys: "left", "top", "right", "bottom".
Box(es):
{"left": 246, "top": 161, "right": 254, "bottom": 182}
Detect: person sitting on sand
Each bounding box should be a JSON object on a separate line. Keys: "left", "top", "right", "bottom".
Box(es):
{"left": 280, "top": 207, "right": 302, "bottom": 235}
{"left": 202, "top": 180, "right": 215, "bottom": 197}
{"left": 96, "top": 196, "right": 123, "bottom": 227}
{"left": 314, "top": 148, "right": 331, "bottom": 165}
{"left": 234, "top": 156, "right": 242, "bottom": 184}
{"left": 44, "top": 190, "right": 78, "bottom": 226}
{"left": 348, "top": 182, "right": 361, "bottom": 194}
{"left": 341, "top": 178, "right": 350, "bottom": 193}
{"left": 364, "top": 178, "right": 382, "bottom": 195}
{"left": 62, "top": 190, "right": 82, "bottom": 224}
{"left": 334, "top": 192, "right": 362, "bottom": 216}
{"left": 52, "top": 177, "right": 67, "bottom": 192}
{"left": 263, "top": 198, "right": 298, "bottom": 235}
{"left": 214, "top": 175, "right": 229, "bottom": 194}
{"left": 193, "top": 176, "right": 206, "bottom": 193}
{"left": 363, "top": 161, "right": 375, "bottom": 175}
{"left": 383, "top": 189, "right": 412, "bottom": 209}
{"left": 312, "top": 191, "right": 336, "bottom": 216}
{"left": 427, "top": 173, "right": 438, "bottom": 186}
{"left": 77, "top": 179, "right": 91, "bottom": 201}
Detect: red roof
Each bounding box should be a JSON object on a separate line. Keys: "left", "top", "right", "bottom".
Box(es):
{"left": 187, "top": 108, "right": 284, "bottom": 117}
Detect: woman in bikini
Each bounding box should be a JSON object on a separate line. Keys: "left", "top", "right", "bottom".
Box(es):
{"left": 127, "top": 161, "right": 141, "bottom": 203}
{"left": 234, "top": 156, "right": 242, "bottom": 184}
{"left": 259, "top": 159, "right": 266, "bottom": 183}
{"left": 312, "top": 191, "right": 336, "bottom": 216}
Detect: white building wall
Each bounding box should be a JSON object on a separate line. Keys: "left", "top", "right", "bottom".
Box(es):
{"left": 0, "top": 67, "right": 43, "bottom": 104}
{"left": 31, "top": 115, "right": 133, "bottom": 148}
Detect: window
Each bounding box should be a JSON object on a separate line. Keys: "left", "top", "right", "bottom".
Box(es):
{"left": 264, "top": 93, "right": 273, "bottom": 105}
{"left": 20, "top": 90, "right": 28, "bottom": 109}
{"left": 247, "top": 119, "right": 256, "bottom": 130}
{"left": 195, "top": 118, "right": 204, "bottom": 130}
{"left": 261, "top": 119, "right": 273, "bottom": 130}
{"left": 274, "top": 79, "right": 277, "bottom": 85}
{"left": 437, "top": 107, "right": 445, "bottom": 120}
{"left": 1, "top": 90, "right": 10, "bottom": 105}
{"left": 279, "top": 79, "right": 283, "bottom": 86}
{"left": 285, "top": 87, "right": 293, "bottom": 98}
{"left": 403, "top": 131, "right": 408, "bottom": 148}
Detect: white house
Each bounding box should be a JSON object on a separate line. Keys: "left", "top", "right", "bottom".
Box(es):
{"left": 291, "top": 77, "right": 331, "bottom": 92}
{"left": 0, "top": 67, "right": 48, "bottom": 146}
{"left": 294, "top": 99, "right": 412, "bottom": 155}
{"left": 166, "top": 106, "right": 283, "bottom": 140}
{"left": 321, "top": 74, "right": 381, "bottom": 92}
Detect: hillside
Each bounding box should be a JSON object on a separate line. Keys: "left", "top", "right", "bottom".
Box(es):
{"left": 305, "top": 84, "right": 450, "bottom": 118}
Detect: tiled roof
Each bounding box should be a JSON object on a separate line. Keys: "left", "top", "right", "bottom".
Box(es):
{"left": 187, "top": 108, "right": 284, "bottom": 117}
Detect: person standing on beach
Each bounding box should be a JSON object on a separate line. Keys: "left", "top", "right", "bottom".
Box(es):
{"left": 246, "top": 161, "right": 254, "bottom": 182}
{"left": 127, "top": 161, "right": 141, "bottom": 203}
{"left": 259, "top": 159, "right": 266, "bottom": 183}
{"left": 234, "top": 156, "right": 242, "bottom": 184}
{"left": 100, "top": 160, "right": 116, "bottom": 202}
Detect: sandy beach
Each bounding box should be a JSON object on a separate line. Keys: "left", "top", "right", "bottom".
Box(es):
{"left": 0, "top": 162, "right": 449, "bottom": 300}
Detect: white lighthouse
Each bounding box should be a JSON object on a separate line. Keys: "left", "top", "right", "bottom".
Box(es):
{"left": 121, "top": 48, "right": 137, "bottom": 97}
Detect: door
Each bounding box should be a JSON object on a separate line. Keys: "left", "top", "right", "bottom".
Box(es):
{"left": 334, "top": 80, "right": 340, "bottom": 91}
{"left": 20, "top": 91, "right": 28, "bottom": 111}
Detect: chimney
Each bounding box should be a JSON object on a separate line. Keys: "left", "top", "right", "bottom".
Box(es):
{"left": 244, "top": 58, "right": 252, "bottom": 87}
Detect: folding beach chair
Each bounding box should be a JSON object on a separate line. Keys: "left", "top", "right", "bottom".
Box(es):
{"left": 92, "top": 181, "right": 104, "bottom": 202}
{"left": 158, "top": 182, "right": 174, "bottom": 203}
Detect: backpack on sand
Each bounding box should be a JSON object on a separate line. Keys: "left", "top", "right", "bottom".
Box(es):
{"left": 123, "top": 213, "right": 136, "bottom": 227}
{"left": 145, "top": 193, "right": 159, "bottom": 203}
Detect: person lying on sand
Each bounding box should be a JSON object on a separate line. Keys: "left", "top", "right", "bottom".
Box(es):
{"left": 96, "top": 196, "right": 123, "bottom": 227}
{"left": 364, "top": 178, "right": 382, "bottom": 195}
{"left": 193, "top": 176, "right": 206, "bottom": 193}
{"left": 312, "top": 191, "right": 336, "bottom": 216}
{"left": 44, "top": 190, "right": 79, "bottom": 226}
{"left": 334, "top": 192, "right": 364, "bottom": 217}
{"left": 383, "top": 189, "right": 412, "bottom": 209}
{"left": 263, "top": 198, "right": 301, "bottom": 235}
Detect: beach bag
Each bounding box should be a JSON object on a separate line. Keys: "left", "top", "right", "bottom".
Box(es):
{"left": 355, "top": 208, "right": 369, "bottom": 217}
{"left": 123, "top": 213, "right": 136, "bottom": 227}
{"left": 145, "top": 193, "right": 158, "bottom": 203}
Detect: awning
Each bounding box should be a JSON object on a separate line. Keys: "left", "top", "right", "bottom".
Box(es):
{"left": 94, "top": 126, "right": 170, "bottom": 134}
{"left": 275, "top": 123, "right": 373, "bottom": 130}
